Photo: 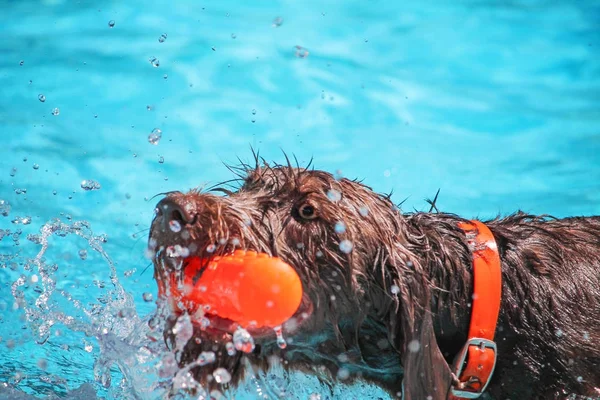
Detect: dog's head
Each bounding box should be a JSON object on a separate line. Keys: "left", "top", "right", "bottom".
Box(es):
{"left": 148, "top": 160, "right": 460, "bottom": 398}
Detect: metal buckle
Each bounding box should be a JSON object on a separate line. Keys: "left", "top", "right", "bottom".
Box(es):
{"left": 450, "top": 338, "right": 497, "bottom": 399}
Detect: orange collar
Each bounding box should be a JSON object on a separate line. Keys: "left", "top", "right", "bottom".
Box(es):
{"left": 449, "top": 220, "right": 502, "bottom": 399}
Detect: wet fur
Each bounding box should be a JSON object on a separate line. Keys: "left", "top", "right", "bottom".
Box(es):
{"left": 149, "top": 158, "right": 600, "bottom": 400}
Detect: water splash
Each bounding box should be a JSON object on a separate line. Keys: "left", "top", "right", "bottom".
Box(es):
{"left": 8, "top": 219, "right": 173, "bottom": 399}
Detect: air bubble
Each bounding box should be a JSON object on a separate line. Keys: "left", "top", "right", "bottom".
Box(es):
{"left": 79, "top": 249, "right": 88, "bottom": 260}
{"left": 51, "top": 108, "right": 60, "bottom": 116}
{"left": 158, "top": 33, "right": 167, "bottom": 43}
{"left": 158, "top": 156, "right": 164, "bottom": 164}
{"left": 38, "top": 94, "right": 46, "bottom": 102}
{"left": 148, "top": 57, "right": 160, "bottom": 68}
{"left": 108, "top": 20, "right": 115, "bottom": 28}
{"left": 32, "top": 163, "right": 39, "bottom": 170}
{"left": 391, "top": 285, "right": 400, "bottom": 295}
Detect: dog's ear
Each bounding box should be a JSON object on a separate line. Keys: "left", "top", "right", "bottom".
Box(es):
{"left": 385, "top": 267, "right": 455, "bottom": 400}
{"left": 400, "top": 309, "right": 454, "bottom": 400}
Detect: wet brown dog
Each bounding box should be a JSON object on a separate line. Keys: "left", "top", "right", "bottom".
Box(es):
{"left": 149, "top": 158, "right": 600, "bottom": 400}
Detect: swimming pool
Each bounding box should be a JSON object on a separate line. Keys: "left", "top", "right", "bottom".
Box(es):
{"left": 1, "top": 0, "right": 598, "bottom": 398}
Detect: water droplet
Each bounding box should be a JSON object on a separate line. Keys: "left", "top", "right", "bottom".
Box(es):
{"left": 359, "top": 206, "right": 369, "bottom": 217}
{"left": 206, "top": 244, "right": 216, "bottom": 253}
{"left": 233, "top": 327, "right": 255, "bottom": 353}
{"left": 158, "top": 33, "right": 167, "bottom": 43}
{"left": 148, "top": 128, "right": 162, "bottom": 145}
{"left": 294, "top": 45, "right": 309, "bottom": 58}
{"left": 210, "top": 390, "right": 224, "bottom": 400}
{"left": 337, "top": 367, "right": 350, "bottom": 380}
{"left": 79, "top": 249, "right": 87, "bottom": 260}
{"left": 408, "top": 339, "right": 421, "bottom": 353}
{"left": 272, "top": 16, "right": 283, "bottom": 27}
{"left": 555, "top": 329, "right": 563, "bottom": 338}
{"left": 334, "top": 221, "right": 346, "bottom": 234}
{"left": 81, "top": 179, "right": 101, "bottom": 191}
{"left": 225, "top": 342, "right": 236, "bottom": 356}
{"left": 148, "top": 57, "right": 160, "bottom": 67}
{"left": 142, "top": 292, "right": 153, "bottom": 302}
{"left": 391, "top": 285, "right": 400, "bottom": 295}
{"left": 158, "top": 353, "right": 178, "bottom": 378}
{"left": 309, "top": 394, "right": 321, "bottom": 400}
{"left": 339, "top": 240, "right": 353, "bottom": 254}
{"left": 158, "top": 156, "right": 164, "bottom": 164}
{"left": 169, "top": 220, "right": 182, "bottom": 233}
{"left": 274, "top": 326, "right": 287, "bottom": 349}
{"left": 197, "top": 351, "right": 216, "bottom": 366}
{"left": 576, "top": 376, "right": 583, "bottom": 382}
{"left": 36, "top": 358, "right": 48, "bottom": 370}
{"left": 38, "top": 94, "right": 46, "bottom": 102}
{"left": 51, "top": 108, "right": 60, "bottom": 116}
{"left": 213, "top": 368, "right": 232, "bottom": 384}
{"left": 172, "top": 314, "right": 194, "bottom": 351}
{"left": 108, "top": 20, "right": 115, "bottom": 28}
{"left": 0, "top": 200, "right": 11, "bottom": 217}
{"left": 327, "top": 189, "right": 341, "bottom": 202}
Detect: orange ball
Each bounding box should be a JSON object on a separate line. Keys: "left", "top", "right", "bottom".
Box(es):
{"left": 166, "top": 250, "right": 303, "bottom": 328}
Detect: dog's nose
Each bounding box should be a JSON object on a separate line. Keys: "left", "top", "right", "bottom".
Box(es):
{"left": 155, "top": 198, "right": 192, "bottom": 231}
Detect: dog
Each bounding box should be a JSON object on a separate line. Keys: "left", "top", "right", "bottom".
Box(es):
{"left": 148, "top": 157, "right": 600, "bottom": 400}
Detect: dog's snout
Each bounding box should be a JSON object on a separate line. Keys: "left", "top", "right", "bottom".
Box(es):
{"left": 155, "top": 198, "right": 193, "bottom": 231}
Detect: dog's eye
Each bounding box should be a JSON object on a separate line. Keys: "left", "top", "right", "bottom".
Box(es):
{"left": 297, "top": 203, "right": 318, "bottom": 220}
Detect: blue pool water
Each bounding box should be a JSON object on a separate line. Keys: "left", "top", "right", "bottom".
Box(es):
{"left": 0, "top": 0, "right": 598, "bottom": 398}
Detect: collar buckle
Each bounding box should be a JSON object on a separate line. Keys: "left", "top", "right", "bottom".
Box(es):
{"left": 450, "top": 337, "right": 498, "bottom": 399}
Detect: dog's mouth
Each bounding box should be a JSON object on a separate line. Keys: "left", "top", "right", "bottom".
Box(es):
{"left": 151, "top": 241, "right": 313, "bottom": 341}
